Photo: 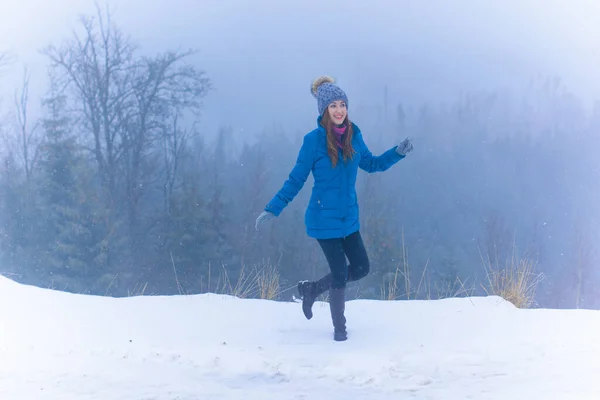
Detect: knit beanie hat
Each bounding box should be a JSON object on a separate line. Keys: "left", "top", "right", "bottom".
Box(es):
{"left": 311, "top": 76, "right": 348, "bottom": 116}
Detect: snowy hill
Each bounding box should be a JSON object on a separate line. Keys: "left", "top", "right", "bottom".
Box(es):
{"left": 1, "top": 275, "right": 600, "bottom": 399}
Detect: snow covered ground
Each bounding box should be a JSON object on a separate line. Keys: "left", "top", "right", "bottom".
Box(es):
{"left": 1, "top": 275, "right": 600, "bottom": 399}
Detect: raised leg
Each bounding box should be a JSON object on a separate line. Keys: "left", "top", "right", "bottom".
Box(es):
{"left": 297, "top": 273, "right": 332, "bottom": 319}
{"left": 342, "top": 231, "right": 370, "bottom": 282}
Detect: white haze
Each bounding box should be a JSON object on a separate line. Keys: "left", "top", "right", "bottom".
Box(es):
{"left": 1, "top": 0, "right": 600, "bottom": 138}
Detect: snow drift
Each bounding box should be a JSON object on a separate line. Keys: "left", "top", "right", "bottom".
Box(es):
{"left": 1, "top": 275, "right": 600, "bottom": 399}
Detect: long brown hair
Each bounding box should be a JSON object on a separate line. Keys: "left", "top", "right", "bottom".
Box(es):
{"left": 320, "top": 111, "right": 356, "bottom": 167}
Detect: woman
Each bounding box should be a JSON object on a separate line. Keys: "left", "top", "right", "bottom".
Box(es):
{"left": 255, "top": 76, "right": 413, "bottom": 341}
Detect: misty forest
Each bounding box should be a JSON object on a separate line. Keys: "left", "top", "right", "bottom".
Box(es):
{"left": 0, "top": 4, "right": 598, "bottom": 310}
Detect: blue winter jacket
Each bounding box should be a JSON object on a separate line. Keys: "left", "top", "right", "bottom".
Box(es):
{"left": 265, "top": 116, "right": 405, "bottom": 239}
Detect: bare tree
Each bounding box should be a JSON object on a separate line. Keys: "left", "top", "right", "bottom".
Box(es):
{"left": 14, "top": 66, "right": 41, "bottom": 185}
{"left": 42, "top": 5, "right": 135, "bottom": 201}
{"left": 0, "top": 50, "right": 15, "bottom": 151}
{"left": 162, "top": 113, "right": 197, "bottom": 218}
{"left": 0, "top": 50, "right": 15, "bottom": 74}
{"left": 41, "top": 4, "right": 139, "bottom": 272}
{"left": 41, "top": 3, "right": 210, "bottom": 280}
{"left": 123, "top": 49, "right": 210, "bottom": 231}
{"left": 0, "top": 52, "right": 8, "bottom": 72}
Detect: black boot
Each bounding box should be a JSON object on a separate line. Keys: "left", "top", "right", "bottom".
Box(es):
{"left": 297, "top": 274, "right": 332, "bottom": 320}
{"left": 329, "top": 287, "right": 347, "bottom": 341}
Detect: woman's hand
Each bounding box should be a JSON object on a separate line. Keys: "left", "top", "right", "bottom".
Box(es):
{"left": 255, "top": 211, "right": 276, "bottom": 231}
{"left": 396, "top": 137, "right": 413, "bottom": 155}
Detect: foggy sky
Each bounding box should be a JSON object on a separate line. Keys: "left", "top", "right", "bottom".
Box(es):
{"left": 1, "top": 0, "right": 600, "bottom": 138}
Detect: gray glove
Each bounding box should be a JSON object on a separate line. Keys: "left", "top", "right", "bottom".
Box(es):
{"left": 396, "top": 137, "right": 413, "bottom": 155}
{"left": 255, "top": 211, "right": 276, "bottom": 231}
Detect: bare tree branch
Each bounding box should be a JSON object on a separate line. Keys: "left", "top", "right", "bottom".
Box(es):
{"left": 0, "top": 51, "right": 15, "bottom": 73}
{"left": 41, "top": 4, "right": 137, "bottom": 196}
{"left": 14, "top": 66, "right": 42, "bottom": 183}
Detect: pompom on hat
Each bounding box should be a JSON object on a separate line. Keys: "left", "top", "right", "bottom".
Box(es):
{"left": 311, "top": 76, "right": 348, "bottom": 116}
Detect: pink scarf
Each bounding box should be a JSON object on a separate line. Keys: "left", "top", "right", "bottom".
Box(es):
{"left": 332, "top": 124, "right": 346, "bottom": 148}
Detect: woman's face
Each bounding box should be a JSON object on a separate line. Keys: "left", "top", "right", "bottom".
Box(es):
{"left": 327, "top": 100, "right": 347, "bottom": 125}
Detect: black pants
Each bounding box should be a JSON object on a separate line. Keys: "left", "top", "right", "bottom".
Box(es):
{"left": 317, "top": 231, "right": 370, "bottom": 289}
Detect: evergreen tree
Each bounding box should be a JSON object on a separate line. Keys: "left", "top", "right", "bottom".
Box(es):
{"left": 36, "top": 81, "right": 95, "bottom": 291}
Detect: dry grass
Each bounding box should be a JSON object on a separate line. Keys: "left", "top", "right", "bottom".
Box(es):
{"left": 380, "top": 264, "right": 401, "bottom": 301}
{"left": 433, "top": 276, "right": 476, "bottom": 300}
{"left": 216, "top": 260, "right": 281, "bottom": 300}
{"left": 380, "top": 257, "right": 475, "bottom": 301}
{"left": 481, "top": 247, "right": 544, "bottom": 308}
{"left": 380, "top": 228, "right": 436, "bottom": 301}
{"left": 216, "top": 263, "right": 258, "bottom": 298}
{"left": 379, "top": 227, "right": 480, "bottom": 302}
{"left": 127, "top": 281, "right": 148, "bottom": 296}
{"left": 378, "top": 226, "right": 543, "bottom": 307}
{"left": 380, "top": 228, "right": 413, "bottom": 300}
{"left": 127, "top": 235, "right": 542, "bottom": 308}
{"left": 171, "top": 251, "right": 184, "bottom": 295}
{"left": 256, "top": 261, "right": 280, "bottom": 300}
{"left": 124, "top": 257, "right": 281, "bottom": 300}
